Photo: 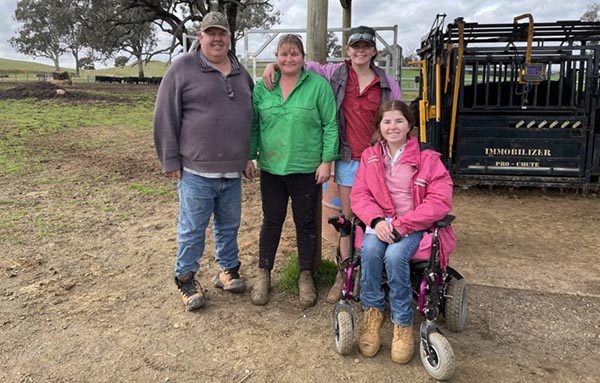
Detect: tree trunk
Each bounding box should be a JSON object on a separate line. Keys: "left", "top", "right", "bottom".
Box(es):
{"left": 73, "top": 52, "right": 80, "bottom": 77}
{"left": 136, "top": 54, "right": 145, "bottom": 78}
{"left": 224, "top": 2, "right": 239, "bottom": 54}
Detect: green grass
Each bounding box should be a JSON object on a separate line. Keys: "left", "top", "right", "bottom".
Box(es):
{"left": 0, "top": 88, "right": 155, "bottom": 175}
{"left": 89, "top": 61, "right": 169, "bottom": 77}
{"left": 0, "top": 57, "right": 62, "bottom": 74}
{"left": 0, "top": 208, "right": 25, "bottom": 242}
{"left": 129, "top": 183, "right": 172, "bottom": 196}
{"left": 401, "top": 69, "right": 419, "bottom": 79}
{"left": 277, "top": 255, "right": 338, "bottom": 294}
{"left": 0, "top": 84, "right": 169, "bottom": 246}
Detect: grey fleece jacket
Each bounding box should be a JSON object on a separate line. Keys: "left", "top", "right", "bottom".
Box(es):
{"left": 153, "top": 48, "right": 254, "bottom": 174}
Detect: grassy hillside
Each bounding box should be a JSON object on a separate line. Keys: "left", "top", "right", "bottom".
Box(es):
{"left": 0, "top": 57, "right": 170, "bottom": 77}
{"left": 89, "top": 61, "right": 170, "bottom": 77}
{"left": 0, "top": 58, "right": 63, "bottom": 74}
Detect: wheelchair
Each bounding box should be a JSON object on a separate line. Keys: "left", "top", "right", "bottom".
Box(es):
{"left": 327, "top": 214, "right": 467, "bottom": 381}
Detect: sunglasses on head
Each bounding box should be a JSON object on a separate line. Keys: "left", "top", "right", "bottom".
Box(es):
{"left": 348, "top": 32, "right": 375, "bottom": 44}
{"left": 279, "top": 33, "right": 302, "bottom": 41}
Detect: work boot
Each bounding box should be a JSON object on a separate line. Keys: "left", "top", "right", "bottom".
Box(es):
{"left": 326, "top": 270, "right": 344, "bottom": 303}
{"left": 391, "top": 323, "right": 414, "bottom": 364}
{"left": 359, "top": 307, "right": 384, "bottom": 357}
{"left": 251, "top": 268, "right": 271, "bottom": 306}
{"left": 298, "top": 270, "right": 317, "bottom": 308}
{"left": 175, "top": 273, "right": 206, "bottom": 311}
{"left": 212, "top": 263, "right": 247, "bottom": 293}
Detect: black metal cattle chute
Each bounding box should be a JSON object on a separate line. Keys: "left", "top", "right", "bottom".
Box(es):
{"left": 412, "top": 14, "right": 600, "bottom": 190}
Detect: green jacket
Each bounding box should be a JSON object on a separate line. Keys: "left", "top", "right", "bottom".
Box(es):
{"left": 250, "top": 69, "right": 340, "bottom": 175}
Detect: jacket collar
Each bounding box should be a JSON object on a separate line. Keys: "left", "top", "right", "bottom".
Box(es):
{"left": 272, "top": 67, "right": 310, "bottom": 86}
{"left": 196, "top": 48, "right": 240, "bottom": 72}
{"left": 343, "top": 59, "right": 391, "bottom": 90}
{"left": 377, "top": 136, "right": 420, "bottom": 167}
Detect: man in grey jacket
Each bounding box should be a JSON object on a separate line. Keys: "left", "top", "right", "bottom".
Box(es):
{"left": 153, "top": 11, "right": 255, "bottom": 311}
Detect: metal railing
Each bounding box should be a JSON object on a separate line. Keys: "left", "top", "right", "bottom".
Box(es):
{"left": 184, "top": 26, "right": 403, "bottom": 83}
{"left": 242, "top": 26, "right": 401, "bottom": 82}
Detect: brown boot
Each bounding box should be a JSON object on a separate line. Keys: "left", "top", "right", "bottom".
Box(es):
{"left": 391, "top": 324, "right": 414, "bottom": 364}
{"left": 251, "top": 268, "right": 271, "bottom": 306}
{"left": 212, "top": 264, "right": 246, "bottom": 293}
{"left": 298, "top": 270, "right": 317, "bottom": 308}
{"left": 326, "top": 270, "right": 344, "bottom": 303}
{"left": 359, "top": 308, "right": 384, "bottom": 357}
{"left": 175, "top": 273, "right": 206, "bottom": 311}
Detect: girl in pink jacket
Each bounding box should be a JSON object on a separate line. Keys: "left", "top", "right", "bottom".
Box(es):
{"left": 350, "top": 100, "right": 455, "bottom": 364}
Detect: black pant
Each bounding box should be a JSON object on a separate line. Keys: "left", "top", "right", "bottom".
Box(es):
{"left": 259, "top": 171, "right": 319, "bottom": 271}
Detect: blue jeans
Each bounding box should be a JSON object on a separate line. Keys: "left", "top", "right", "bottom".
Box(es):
{"left": 360, "top": 231, "right": 423, "bottom": 326}
{"left": 175, "top": 171, "right": 242, "bottom": 276}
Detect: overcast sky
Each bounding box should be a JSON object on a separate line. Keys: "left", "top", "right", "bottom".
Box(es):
{"left": 0, "top": 0, "right": 595, "bottom": 68}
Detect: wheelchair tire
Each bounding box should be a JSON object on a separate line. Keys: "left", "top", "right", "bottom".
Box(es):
{"left": 419, "top": 332, "right": 455, "bottom": 381}
{"left": 334, "top": 309, "right": 354, "bottom": 355}
{"left": 444, "top": 277, "right": 467, "bottom": 332}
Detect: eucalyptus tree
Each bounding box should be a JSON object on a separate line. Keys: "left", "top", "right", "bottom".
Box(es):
{"left": 83, "top": 1, "right": 162, "bottom": 78}
{"left": 10, "top": 0, "right": 71, "bottom": 71}
{"left": 11, "top": 0, "right": 92, "bottom": 76}
{"left": 581, "top": 3, "right": 600, "bottom": 21}
{"left": 119, "top": 0, "right": 280, "bottom": 56}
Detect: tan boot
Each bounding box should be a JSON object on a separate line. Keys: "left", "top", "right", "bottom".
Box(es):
{"left": 212, "top": 264, "right": 246, "bottom": 293}
{"left": 326, "top": 270, "right": 344, "bottom": 303}
{"left": 251, "top": 268, "right": 271, "bottom": 306}
{"left": 175, "top": 273, "right": 206, "bottom": 312}
{"left": 298, "top": 270, "right": 317, "bottom": 308}
{"left": 359, "top": 308, "right": 384, "bottom": 357}
{"left": 391, "top": 324, "right": 414, "bottom": 364}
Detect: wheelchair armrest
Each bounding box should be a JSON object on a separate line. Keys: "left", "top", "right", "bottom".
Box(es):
{"left": 328, "top": 214, "right": 352, "bottom": 235}
{"left": 327, "top": 214, "right": 343, "bottom": 227}
{"left": 354, "top": 218, "right": 366, "bottom": 232}
{"left": 435, "top": 214, "right": 455, "bottom": 228}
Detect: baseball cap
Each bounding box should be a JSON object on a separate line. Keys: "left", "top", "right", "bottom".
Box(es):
{"left": 347, "top": 26, "right": 376, "bottom": 47}
{"left": 200, "top": 12, "right": 230, "bottom": 32}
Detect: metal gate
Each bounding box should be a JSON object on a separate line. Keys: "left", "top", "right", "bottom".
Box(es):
{"left": 242, "top": 26, "right": 401, "bottom": 82}
{"left": 184, "top": 26, "right": 402, "bottom": 82}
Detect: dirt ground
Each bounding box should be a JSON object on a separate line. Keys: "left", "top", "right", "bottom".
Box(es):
{"left": 1, "top": 84, "right": 600, "bottom": 382}
{"left": 0, "top": 82, "right": 108, "bottom": 101}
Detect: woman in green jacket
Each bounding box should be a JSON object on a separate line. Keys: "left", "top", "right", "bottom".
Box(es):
{"left": 250, "top": 34, "right": 339, "bottom": 308}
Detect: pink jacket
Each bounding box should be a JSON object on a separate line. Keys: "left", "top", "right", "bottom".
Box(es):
{"left": 350, "top": 137, "right": 456, "bottom": 267}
